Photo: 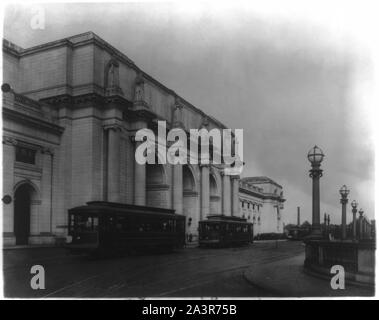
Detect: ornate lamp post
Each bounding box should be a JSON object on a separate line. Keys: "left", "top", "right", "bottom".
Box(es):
{"left": 307, "top": 145, "right": 324, "bottom": 239}
{"left": 358, "top": 209, "right": 364, "bottom": 240}
{"left": 327, "top": 214, "right": 331, "bottom": 239}
{"left": 323, "top": 213, "right": 328, "bottom": 238}
{"left": 351, "top": 200, "right": 358, "bottom": 240}
{"left": 339, "top": 185, "right": 349, "bottom": 240}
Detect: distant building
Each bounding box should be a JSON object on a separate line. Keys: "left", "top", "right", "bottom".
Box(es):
{"left": 239, "top": 176, "right": 285, "bottom": 235}
{"left": 284, "top": 221, "right": 311, "bottom": 240}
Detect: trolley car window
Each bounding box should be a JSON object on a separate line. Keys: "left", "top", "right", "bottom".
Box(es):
{"left": 162, "top": 221, "right": 169, "bottom": 232}
{"left": 203, "top": 223, "right": 220, "bottom": 231}
{"left": 102, "top": 216, "right": 114, "bottom": 232}
{"left": 73, "top": 215, "right": 98, "bottom": 232}
{"left": 93, "top": 217, "right": 99, "bottom": 231}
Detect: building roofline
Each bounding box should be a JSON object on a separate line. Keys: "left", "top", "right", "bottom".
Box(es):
{"left": 3, "top": 31, "right": 228, "bottom": 129}
{"left": 241, "top": 176, "right": 283, "bottom": 189}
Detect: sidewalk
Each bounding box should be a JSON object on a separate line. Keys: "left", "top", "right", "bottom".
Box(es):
{"left": 253, "top": 239, "right": 287, "bottom": 244}
{"left": 243, "top": 253, "right": 375, "bottom": 297}
{"left": 3, "top": 244, "right": 60, "bottom": 250}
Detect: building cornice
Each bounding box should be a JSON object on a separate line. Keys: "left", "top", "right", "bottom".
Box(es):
{"left": 239, "top": 186, "right": 285, "bottom": 202}
{"left": 241, "top": 177, "right": 283, "bottom": 189}
{"left": 2, "top": 108, "right": 64, "bottom": 135}
{"left": 239, "top": 187, "right": 265, "bottom": 199}
{"left": 40, "top": 92, "right": 133, "bottom": 110}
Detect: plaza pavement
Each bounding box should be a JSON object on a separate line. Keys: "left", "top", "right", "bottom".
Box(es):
{"left": 243, "top": 251, "right": 375, "bottom": 298}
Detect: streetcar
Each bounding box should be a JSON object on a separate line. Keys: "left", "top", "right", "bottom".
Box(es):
{"left": 66, "top": 201, "right": 185, "bottom": 255}
{"left": 198, "top": 215, "right": 253, "bottom": 247}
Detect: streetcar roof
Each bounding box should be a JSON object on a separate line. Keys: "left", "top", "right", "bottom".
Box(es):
{"left": 199, "top": 220, "right": 253, "bottom": 225}
{"left": 200, "top": 214, "right": 250, "bottom": 224}
{"left": 68, "top": 201, "right": 183, "bottom": 218}
{"left": 201, "top": 215, "right": 248, "bottom": 222}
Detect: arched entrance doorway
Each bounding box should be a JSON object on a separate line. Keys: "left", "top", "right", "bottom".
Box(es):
{"left": 209, "top": 173, "right": 221, "bottom": 215}
{"left": 14, "top": 184, "right": 34, "bottom": 245}
{"left": 183, "top": 165, "right": 198, "bottom": 242}
{"left": 146, "top": 163, "right": 169, "bottom": 208}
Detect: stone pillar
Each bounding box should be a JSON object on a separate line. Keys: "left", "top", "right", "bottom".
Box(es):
{"left": 107, "top": 126, "right": 121, "bottom": 202}
{"left": 352, "top": 207, "right": 357, "bottom": 240}
{"left": 340, "top": 197, "right": 348, "bottom": 240}
{"left": 200, "top": 165, "right": 210, "bottom": 220}
{"left": 231, "top": 176, "right": 240, "bottom": 217}
{"left": 312, "top": 173, "right": 321, "bottom": 233}
{"left": 41, "top": 147, "right": 54, "bottom": 234}
{"left": 2, "top": 137, "right": 16, "bottom": 243}
{"left": 297, "top": 207, "right": 301, "bottom": 226}
{"left": 172, "top": 164, "right": 183, "bottom": 214}
{"left": 222, "top": 171, "right": 231, "bottom": 216}
{"left": 358, "top": 210, "right": 364, "bottom": 240}
{"left": 134, "top": 140, "right": 146, "bottom": 206}
{"left": 309, "top": 165, "right": 322, "bottom": 238}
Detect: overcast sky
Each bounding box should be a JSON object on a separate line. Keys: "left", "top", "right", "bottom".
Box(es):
{"left": 2, "top": 1, "right": 376, "bottom": 224}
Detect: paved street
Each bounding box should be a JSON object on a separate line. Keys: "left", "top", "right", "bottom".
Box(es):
{"left": 3, "top": 241, "right": 372, "bottom": 298}
{"left": 3, "top": 241, "right": 301, "bottom": 298}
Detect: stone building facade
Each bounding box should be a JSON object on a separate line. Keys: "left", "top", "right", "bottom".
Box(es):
{"left": 2, "top": 32, "right": 284, "bottom": 246}
{"left": 239, "top": 177, "right": 285, "bottom": 235}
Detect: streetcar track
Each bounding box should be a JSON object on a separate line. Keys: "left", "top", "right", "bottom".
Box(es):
{"left": 40, "top": 250, "right": 238, "bottom": 297}
{"left": 46, "top": 248, "right": 304, "bottom": 297}
{"left": 5, "top": 243, "right": 304, "bottom": 298}
{"left": 148, "top": 252, "right": 305, "bottom": 297}
{"left": 43, "top": 274, "right": 101, "bottom": 298}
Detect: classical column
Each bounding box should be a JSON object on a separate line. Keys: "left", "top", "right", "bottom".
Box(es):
{"left": 134, "top": 140, "right": 146, "bottom": 206}
{"left": 231, "top": 176, "right": 240, "bottom": 217}
{"left": 172, "top": 164, "right": 183, "bottom": 214}
{"left": 171, "top": 106, "right": 184, "bottom": 214}
{"left": 107, "top": 126, "right": 121, "bottom": 202}
{"left": 41, "top": 147, "right": 54, "bottom": 234}
{"left": 222, "top": 171, "right": 231, "bottom": 216}
{"left": 2, "top": 137, "right": 16, "bottom": 239}
{"left": 200, "top": 165, "right": 210, "bottom": 220}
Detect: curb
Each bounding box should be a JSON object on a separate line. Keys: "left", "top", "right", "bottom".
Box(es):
{"left": 3, "top": 245, "right": 65, "bottom": 250}
{"left": 243, "top": 258, "right": 375, "bottom": 297}
{"left": 253, "top": 240, "right": 288, "bottom": 243}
